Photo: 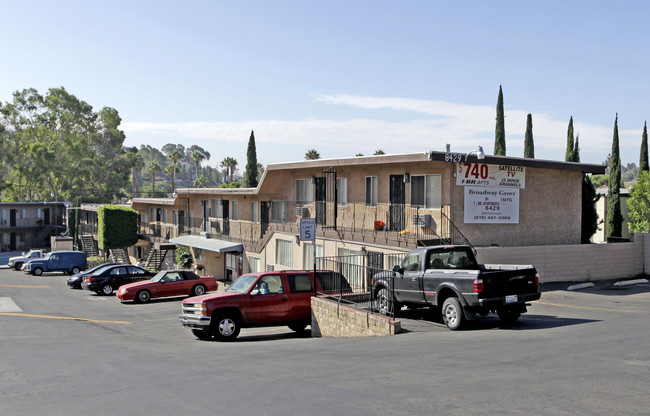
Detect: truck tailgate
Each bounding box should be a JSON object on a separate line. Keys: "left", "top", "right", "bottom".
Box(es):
{"left": 480, "top": 267, "right": 538, "bottom": 296}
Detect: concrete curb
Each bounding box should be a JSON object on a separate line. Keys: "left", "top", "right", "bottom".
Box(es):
{"left": 613, "top": 278, "right": 650, "bottom": 287}
{"left": 567, "top": 283, "right": 594, "bottom": 291}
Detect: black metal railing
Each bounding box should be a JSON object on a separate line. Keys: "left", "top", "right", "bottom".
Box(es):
{"left": 316, "top": 252, "right": 407, "bottom": 318}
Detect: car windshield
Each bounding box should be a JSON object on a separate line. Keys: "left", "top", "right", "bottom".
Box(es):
{"left": 43, "top": 252, "right": 53, "bottom": 260}
{"left": 87, "top": 263, "right": 114, "bottom": 274}
{"left": 226, "top": 274, "right": 259, "bottom": 293}
{"left": 151, "top": 271, "right": 169, "bottom": 282}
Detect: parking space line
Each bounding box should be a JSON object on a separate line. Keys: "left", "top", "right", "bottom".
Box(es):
{"left": 0, "top": 312, "right": 131, "bottom": 324}
{"left": 0, "top": 285, "right": 51, "bottom": 288}
{"left": 533, "top": 301, "right": 639, "bottom": 313}
{"left": 629, "top": 294, "right": 650, "bottom": 299}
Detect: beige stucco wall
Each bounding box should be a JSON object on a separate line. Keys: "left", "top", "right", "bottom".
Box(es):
{"left": 476, "top": 233, "right": 650, "bottom": 282}
{"left": 453, "top": 168, "right": 583, "bottom": 246}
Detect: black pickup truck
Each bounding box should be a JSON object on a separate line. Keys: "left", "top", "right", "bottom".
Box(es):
{"left": 372, "top": 245, "right": 540, "bottom": 330}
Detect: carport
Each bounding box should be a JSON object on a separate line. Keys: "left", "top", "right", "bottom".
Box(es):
{"left": 169, "top": 235, "right": 243, "bottom": 281}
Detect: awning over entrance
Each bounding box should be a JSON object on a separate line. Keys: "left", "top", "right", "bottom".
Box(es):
{"left": 168, "top": 235, "right": 243, "bottom": 253}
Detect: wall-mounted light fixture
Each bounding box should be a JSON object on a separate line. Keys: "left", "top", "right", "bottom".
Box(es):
{"left": 465, "top": 146, "right": 485, "bottom": 161}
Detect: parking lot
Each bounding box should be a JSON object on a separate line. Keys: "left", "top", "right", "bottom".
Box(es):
{"left": 1, "top": 266, "right": 650, "bottom": 416}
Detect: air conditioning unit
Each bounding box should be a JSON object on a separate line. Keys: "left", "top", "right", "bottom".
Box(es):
{"left": 413, "top": 214, "right": 432, "bottom": 227}
{"left": 295, "top": 206, "right": 310, "bottom": 218}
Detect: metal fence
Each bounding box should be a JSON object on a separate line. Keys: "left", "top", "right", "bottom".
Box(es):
{"left": 316, "top": 252, "right": 407, "bottom": 317}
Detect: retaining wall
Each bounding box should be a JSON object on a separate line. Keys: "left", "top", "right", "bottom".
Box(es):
{"left": 476, "top": 233, "right": 650, "bottom": 283}
{"left": 311, "top": 297, "right": 400, "bottom": 337}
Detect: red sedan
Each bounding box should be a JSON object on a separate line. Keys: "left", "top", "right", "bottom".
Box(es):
{"left": 116, "top": 269, "right": 218, "bottom": 303}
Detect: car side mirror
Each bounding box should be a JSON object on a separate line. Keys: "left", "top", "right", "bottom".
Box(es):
{"left": 392, "top": 265, "right": 403, "bottom": 274}
{"left": 250, "top": 289, "right": 260, "bottom": 296}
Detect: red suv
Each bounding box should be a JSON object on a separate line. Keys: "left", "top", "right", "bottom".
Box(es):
{"left": 179, "top": 270, "right": 351, "bottom": 341}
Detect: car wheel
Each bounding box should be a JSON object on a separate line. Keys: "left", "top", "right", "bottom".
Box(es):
{"left": 14, "top": 262, "right": 23, "bottom": 271}
{"left": 192, "top": 329, "right": 213, "bottom": 341}
{"left": 101, "top": 284, "right": 114, "bottom": 295}
{"left": 33, "top": 267, "right": 43, "bottom": 276}
{"left": 376, "top": 288, "right": 393, "bottom": 315}
{"left": 288, "top": 322, "right": 308, "bottom": 332}
{"left": 136, "top": 290, "right": 151, "bottom": 303}
{"left": 71, "top": 267, "right": 80, "bottom": 275}
{"left": 442, "top": 297, "right": 464, "bottom": 330}
{"left": 497, "top": 307, "right": 521, "bottom": 324}
{"left": 212, "top": 312, "right": 241, "bottom": 341}
{"left": 192, "top": 284, "right": 206, "bottom": 296}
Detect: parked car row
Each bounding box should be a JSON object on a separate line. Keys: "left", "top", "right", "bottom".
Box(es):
{"left": 8, "top": 250, "right": 88, "bottom": 276}
{"left": 65, "top": 262, "right": 219, "bottom": 302}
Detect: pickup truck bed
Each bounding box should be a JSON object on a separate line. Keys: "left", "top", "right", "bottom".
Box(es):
{"left": 372, "top": 245, "right": 540, "bottom": 330}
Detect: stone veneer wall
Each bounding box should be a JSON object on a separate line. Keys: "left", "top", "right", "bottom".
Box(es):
{"left": 311, "top": 297, "right": 401, "bottom": 337}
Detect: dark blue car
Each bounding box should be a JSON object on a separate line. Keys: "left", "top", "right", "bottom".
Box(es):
{"left": 67, "top": 263, "right": 123, "bottom": 289}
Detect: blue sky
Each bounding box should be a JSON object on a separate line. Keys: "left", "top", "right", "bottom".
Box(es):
{"left": 2, "top": 0, "right": 649, "bottom": 171}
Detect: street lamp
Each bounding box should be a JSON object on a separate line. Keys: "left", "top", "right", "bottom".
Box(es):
{"left": 465, "top": 146, "right": 485, "bottom": 161}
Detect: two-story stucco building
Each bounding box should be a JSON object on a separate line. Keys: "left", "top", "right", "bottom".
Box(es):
{"left": 80, "top": 151, "right": 605, "bottom": 280}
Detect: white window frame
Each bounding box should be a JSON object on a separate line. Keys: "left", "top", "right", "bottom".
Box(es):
{"left": 275, "top": 239, "right": 293, "bottom": 268}
{"left": 295, "top": 179, "right": 314, "bottom": 207}
{"left": 248, "top": 256, "right": 260, "bottom": 273}
{"left": 271, "top": 201, "right": 286, "bottom": 223}
{"left": 410, "top": 174, "right": 442, "bottom": 209}
{"left": 251, "top": 201, "right": 259, "bottom": 224}
{"left": 336, "top": 178, "right": 347, "bottom": 207}
{"left": 365, "top": 176, "right": 378, "bottom": 207}
{"left": 231, "top": 200, "right": 239, "bottom": 221}
{"left": 303, "top": 242, "right": 324, "bottom": 270}
{"left": 210, "top": 199, "right": 222, "bottom": 218}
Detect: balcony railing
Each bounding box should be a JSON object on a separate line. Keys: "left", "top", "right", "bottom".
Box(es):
{"left": 132, "top": 200, "right": 471, "bottom": 252}
{"left": 0, "top": 216, "right": 65, "bottom": 230}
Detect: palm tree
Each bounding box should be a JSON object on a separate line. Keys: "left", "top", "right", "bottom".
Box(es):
{"left": 373, "top": 149, "right": 385, "bottom": 155}
{"left": 164, "top": 164, "right": 179, "bottom": 192}
{"left": 146, "top": 160, "right": 161, "bottom": 197}
{"left": 221, "top": 156, "right": 238, "bottom": 183}
{"left": 191, "top": 151, "right": 205, "bottom": 182}
{"left": 167, "top": 150, "right": 182, "bottom": 193}
{"left": 305, "top": 149, "right": 320, "bottom": 160}
{"left": 194, "top": 174, "right": 208, "bottom": 188}
{"left": 125, "top": 147, "right": 144, "bottom": 198}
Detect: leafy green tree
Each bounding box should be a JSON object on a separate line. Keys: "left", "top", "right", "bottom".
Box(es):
{"left": 573, "top": 135, "right": 580, "bottom": 163}
{"left": 194, "top": 174, "right": 208, "bottom": 188}
{"left": 494, "top": 85, "right": 506, "bottom": 155}
{"left": 305, "top": 149, "right": 320, "bottom": 160}
{"left": 582, "top": 174, "right": 599, "bottom": 243}
{"left": 524, "top": 113, "right": 534, "bottom": 158}
{"left": 175, "top": 246, "right": 193, "bottom": 269}
{"left": 0, "top": 87, "right": 129, "bottom": 202}
{"left": 373, "top": 149, "right": 385, "bottom": 155}
{"left": 97, "top": 205, "right": 139, "bottom": 252}
{"left": 627, "top": 171, "right": 650, "bottom": 233}
{"left": 146, "top": 160, "right": 161, "bottom": 198}
{"left": 640, "top": 122, "right": 649, "bottom": 173}
{"left": 606, "top": 114, "right": 623, "bottom": 238}
{"left": 243, "top": 130, "right": 259, "bottom": 188}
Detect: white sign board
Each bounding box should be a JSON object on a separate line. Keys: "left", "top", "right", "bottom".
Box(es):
{"left": 456, "top": 163, "right": 526, "bottom": 188}
{"left": 300, "top": 218, "right": 316, "bottom": 242}
{"left": 464, "top": 187, "right": 519, "bottom": 224}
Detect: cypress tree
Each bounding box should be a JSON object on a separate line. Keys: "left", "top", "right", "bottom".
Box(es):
{"left": 573, "top": 135, "right": 580, "bottom": 163}
{"left": 581, "top": 174, "right": 599, "bottom": 243}
{"left": 606, "top": 114, "right": 623, "bottom": 238}
{"left": 640, "top": 121, "right": 649, "bottom": 172}
{"left": 523, "top": 113, "right": 534, "bottom": 158}
{"left": 566, "top": 116, "right": 575, "bottom": 162}
{"left": 243, "top": 130, "right": 259, "bottom": 188}
{"left": 494, "top": 85, "right": 506, "bottom": 155}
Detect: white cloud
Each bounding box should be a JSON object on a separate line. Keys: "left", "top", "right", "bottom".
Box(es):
{"left": 122, "top": 94, "right": 638, "bottom": 166}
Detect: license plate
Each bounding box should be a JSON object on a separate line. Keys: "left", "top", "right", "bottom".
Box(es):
{"left": 505, "top": 295, "right": 518, "bottom": 304}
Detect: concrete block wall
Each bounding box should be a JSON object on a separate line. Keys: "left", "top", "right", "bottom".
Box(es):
{"left": 311, "top": 297, "right": 400, "bottom": 337}
{"left": 476, "top": 233, "right": 650, "bottom": 283}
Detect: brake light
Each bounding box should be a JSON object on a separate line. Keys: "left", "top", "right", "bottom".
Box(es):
{"left": 473, "top": 278, "right": 484, "bottom": 293}
{"left": 535, "top": 273, "right": 540, "bottom": 286}
{"left": 85, "top": 277, "right": 94, "bottom": 283}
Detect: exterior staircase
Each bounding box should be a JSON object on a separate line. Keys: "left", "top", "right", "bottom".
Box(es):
{"left": 26, "top": 226, "right": 55, "bottom": 249}
{"left": 145, "top": 247, "right": 169, "bottom": 271}
{"left": 80, "top": 235, "right": 98, "bottom": 257}
{"left": 109, "top": 248, "right": 129, "bottom": 264}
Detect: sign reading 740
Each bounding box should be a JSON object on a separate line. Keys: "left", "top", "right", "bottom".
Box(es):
{"left": 456, "top": 163, "right": 526, "bottom": 189}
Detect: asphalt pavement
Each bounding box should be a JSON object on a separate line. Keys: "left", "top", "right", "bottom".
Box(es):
{"left": 1, "top": 267, "right": 649, "bottom": 416}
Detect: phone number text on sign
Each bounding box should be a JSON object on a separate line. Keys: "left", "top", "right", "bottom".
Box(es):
{"left": 456, "top": 163, "right": 525, "bottom": 188}
{"left": 464, "top": 187, "right": 519, "bottom": 224}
